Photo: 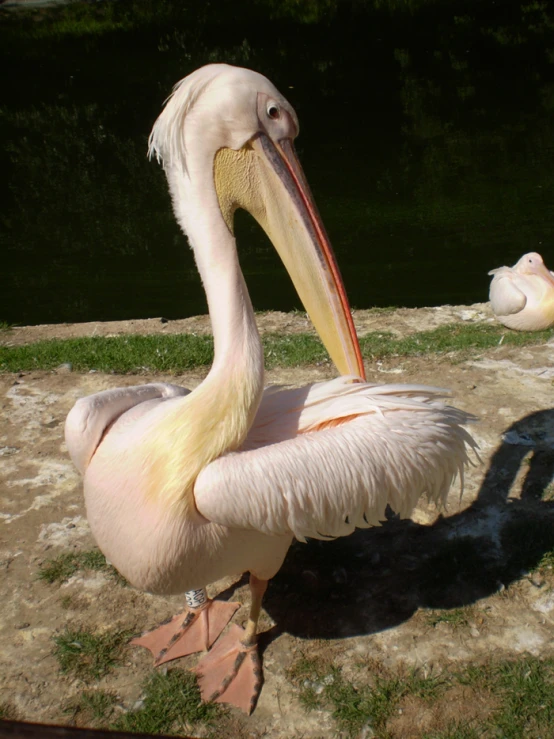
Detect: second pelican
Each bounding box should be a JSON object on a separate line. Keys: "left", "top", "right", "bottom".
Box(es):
{"left": 489, "top": 252, "right": 554, "bottom": 330}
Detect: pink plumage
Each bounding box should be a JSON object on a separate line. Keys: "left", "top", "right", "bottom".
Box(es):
{"left": 65, "top": 64, "right": 476, "bottom": 714}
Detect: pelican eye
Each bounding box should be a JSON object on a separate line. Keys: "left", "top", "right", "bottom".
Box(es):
{"left": 267, "top": 104, "right": 280, "bottom": 120}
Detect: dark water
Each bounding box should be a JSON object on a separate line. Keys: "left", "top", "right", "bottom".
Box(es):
{"left": 2, "top": 0, "right": 554, "bottom": 326}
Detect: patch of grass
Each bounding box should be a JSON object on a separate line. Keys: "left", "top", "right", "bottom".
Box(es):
{"left": 2, "top": 323, "right": 554, "bottom": 373}
{"left": 0, "top": 334, "right": 215, "bottom": 374}
{"left": 492, "top": 657, "right": 554, "bottom": 737}
{"left": 360, "top": 323, "right": 554, "bottom": 361}
{"left": 38, "top": 549, "right": 127, "bottom": 585}
{"left": 53, "top": 628, "right": 131, "bottom": 681}
{"left": 455, "top": 663, "right": 493, "bottom": 689}
{"left": 0, "top": 321, "right": 12, "bottom": 332}
{"left": 401, "top": 668, "right": 446, "bottom": 700}
{"left": 263, "top": 333, "right": 327, "bottom": 368}
{"left": 426, "top": 607, "right": 474, "bottom": 628}
{"left": 64, "top": 690, "right": 118, "bottom": 727}
{"left": 289, "top": 655, "right": 446, "bottom": 736}
{"left": 113, "top": 668, "right": 221, "bottom": 736}
{"left": 291, "top": 653, "right": 554, "bottom": 737}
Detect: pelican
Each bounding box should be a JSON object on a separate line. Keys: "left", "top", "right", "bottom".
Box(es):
{"left": 65, "top": 64, "right": 475, "bottom": 714}
{"left": 488, "top": 252, "right": 554, "bottom": 330}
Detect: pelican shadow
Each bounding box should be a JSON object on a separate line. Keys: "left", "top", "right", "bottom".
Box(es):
{"left": 258, "top": 408, "right": 554, "bottom": 642}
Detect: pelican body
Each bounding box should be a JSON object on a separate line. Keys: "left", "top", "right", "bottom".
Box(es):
{"left": 488, "top": 252, "right": 554, "bottom": 330}
{"left": 65, "top": 64, "right": 475, "bottom": 713}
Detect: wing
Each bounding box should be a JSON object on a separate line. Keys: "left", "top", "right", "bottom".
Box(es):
{"left": 488, "top": 270, "right": 527, "bottom": 316}
{"left": 194, "top": 379, "right": 476, "bottom": 542}
{"left": 65, "top": 383, "right": 190, "bottom": 474}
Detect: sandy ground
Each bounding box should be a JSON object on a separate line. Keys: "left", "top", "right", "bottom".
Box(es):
{"left": 1, "top": 304, "right": 554, "bottom": 737}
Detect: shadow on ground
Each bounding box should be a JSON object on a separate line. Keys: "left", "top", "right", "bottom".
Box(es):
{"left": 250, "top": 409, "right": 554, "bottom": 645}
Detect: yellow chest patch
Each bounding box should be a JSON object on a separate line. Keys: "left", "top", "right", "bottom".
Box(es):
{"left": 145, "top": 369, "right": 261, "bottom": 515}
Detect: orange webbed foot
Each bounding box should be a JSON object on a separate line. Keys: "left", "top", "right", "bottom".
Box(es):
{"left": 131, "top": 599, "right": 240, "bottom": 666}
{"left": 194, "top": 624, "right": 263, "bottom": 715}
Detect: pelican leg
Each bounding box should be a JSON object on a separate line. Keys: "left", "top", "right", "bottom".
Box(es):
{"left": 131, "top": 588, "right": 240, "bottom": 666}
{"left": 195, "top": 574, "right": 267, "bottom": 715}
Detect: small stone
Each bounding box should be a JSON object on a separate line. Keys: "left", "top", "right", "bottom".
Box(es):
{"left": 55, "top": 363, "right": 72, "bottom": 373}
{"left": 470, "top": 627, "right": 480, "bottom": 638}
{"left": 160, "top": 317, "right": 169, "bottom": 324}
{"left": 15, "top": 623, "right": 30, "bottom": 630}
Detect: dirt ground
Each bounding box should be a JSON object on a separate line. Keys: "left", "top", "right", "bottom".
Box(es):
{"left": 1, "top": 304, "right": 554, "bottom": 737}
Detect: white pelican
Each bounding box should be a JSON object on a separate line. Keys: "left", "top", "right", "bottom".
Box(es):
{"left": 65, "top": 64, "right": 475, "bottom": 714}
{"left": 488, "top": 252, "right": 554, "bottom": 330}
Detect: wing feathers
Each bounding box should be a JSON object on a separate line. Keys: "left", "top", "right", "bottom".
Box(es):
{"left": 489, "top": 273, "right": 527, "bottom": 316}
{"left": 194, "top": 381, "right": 476, "bottom": 542}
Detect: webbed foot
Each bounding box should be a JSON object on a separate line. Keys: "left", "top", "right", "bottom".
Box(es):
{"left": 194, "top": 623, "right": 263, "bottom": 715}
{"left": 131, "top": 599, "right": 240, "bottom": 666}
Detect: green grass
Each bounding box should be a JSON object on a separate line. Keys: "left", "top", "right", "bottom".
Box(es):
{"left": 0, "top": 335, "right": 214, "bottom": 374}
{"left": 38, "top": 549, "right": 127, "bottom": 585}
{"left": 360, "top": 323, "right": 554, "bottom": 360}
{"left": 113, "top": 668, "right": 222, "bottom": 736}
{"left": 494, "top": 658, "right": 554, "bottom": 736}
{"left": 64, "top": 690, "right": 118, "bottom": 726}
{"left": 2, "top": 323, "right": 554, "bottom": 374}
{"left": 289, "top": 656, "right": 445, "bottom": 736}
{"left": 290, "top": 654, "right": 554, "bottom": 737}
{"left": 426, "top": 607, "right": 475, "bottom": 628}
{"left": 53, "top": 628, "right": 131, "bottom": 681}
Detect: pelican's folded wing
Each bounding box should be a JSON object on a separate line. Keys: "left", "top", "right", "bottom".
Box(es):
{"left": 488, "top": 269, "right": 527, "bottom": 316}
{"left": 65, "top": 383, "right": 189, "bottom": 474}
{"left": 194, "top": 384, "right": 476, "bottom": 542}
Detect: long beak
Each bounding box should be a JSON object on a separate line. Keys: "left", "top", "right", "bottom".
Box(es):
{"left": 229, "top": 133, "right": 365, "bottom": 379}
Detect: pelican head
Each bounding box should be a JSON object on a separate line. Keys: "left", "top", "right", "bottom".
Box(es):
{"left": 514, "top": 252, "right": 554, "bottom": 285}
{"left": 150, "top": 64, "right": 365, "bottom": 380}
